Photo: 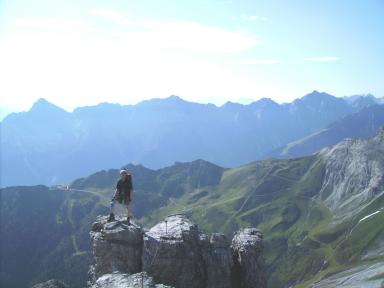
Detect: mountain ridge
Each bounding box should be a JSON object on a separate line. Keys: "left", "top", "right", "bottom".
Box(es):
{"left": 3, "top": 90, "right": 378, "bottom": 187}
{"left": 3, "top": 91, "right": 381, "bottom": 122}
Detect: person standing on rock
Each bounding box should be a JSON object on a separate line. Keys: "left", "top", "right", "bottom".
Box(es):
{"left": 108, "top": 169, "right": 133, "bottom": 224}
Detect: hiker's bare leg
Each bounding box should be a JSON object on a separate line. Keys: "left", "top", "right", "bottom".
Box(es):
{"left": 127, "top": 203, "right": 131, "bottom": 218}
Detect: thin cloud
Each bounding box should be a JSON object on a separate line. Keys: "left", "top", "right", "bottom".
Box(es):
{"left": 304, "top": 56, "right": 339, "bottom": 62}
{"left": 242, "top": 15, "right": 268, "bottom": 22}
{"left": 88, "top": 9, "right": 262, "bottom": 54}
{"left": 13, "top": 18, "right": 93, "bottom": 32}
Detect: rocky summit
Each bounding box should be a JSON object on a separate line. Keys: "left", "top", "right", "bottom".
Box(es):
{"left": 89, "top": 214, "right": 267, "bottom": 288}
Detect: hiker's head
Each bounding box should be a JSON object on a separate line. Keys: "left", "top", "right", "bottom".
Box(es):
{"left": 120, "top": 169, "right": 129, "bottom": 179}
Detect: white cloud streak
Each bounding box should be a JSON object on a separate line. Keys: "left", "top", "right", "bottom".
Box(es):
{"left": 304, "top": 56, "right": 339, "bottom": 62}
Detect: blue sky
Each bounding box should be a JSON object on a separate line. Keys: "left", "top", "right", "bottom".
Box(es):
{"left": 0, "top": 0, "right": 383, "bottom": 118}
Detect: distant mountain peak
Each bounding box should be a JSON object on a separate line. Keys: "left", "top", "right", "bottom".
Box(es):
{"left": 138, "top": 95, "right": 190, "bottom": 107}
{"left": 167, "top": 95, "right": 183, "bottom": 101}
{"left": 222, "top": 101, "right": 244, "bottom": 108}
{"left": 251, "top": 98, "right": 279, "bottom": 108}
{"left": 294, "top": 91, "right": 340, "bottom": 106}
{"left": 32, "top": 98, "right": 54, "bottom": 107}
{"left": 303, "top": 90, "right": 333, "bottom": 99}
{"left": 30, "top": 98, "right": 67, "bottom": 114}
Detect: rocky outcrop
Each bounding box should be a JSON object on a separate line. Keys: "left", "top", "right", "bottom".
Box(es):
{"left": 31, "top": 279, "right": 68, "bottom": 288}
{"left": 89, "top": 214, "right": 267, "bottom": 288}
{"left": 231, "top": 228, "right": 267, "bottom": 288}
{"left": 90, "top": 216, "right": 143, "bottom": 281}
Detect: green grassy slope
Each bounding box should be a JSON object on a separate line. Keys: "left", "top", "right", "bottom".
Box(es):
{"left": 132, "top": 155, "right": 383, "bottom": 287}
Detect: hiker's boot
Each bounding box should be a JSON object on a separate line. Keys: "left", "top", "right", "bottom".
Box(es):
{"left": 126, "top": 216, "right": 131, "bottom": 225}
{"left": 107, "top": 213, "right": 115, "bottom": 222}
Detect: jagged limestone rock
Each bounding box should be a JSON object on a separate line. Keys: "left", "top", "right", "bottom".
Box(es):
{"left": 231, "top": 228, "right": 267, "bottom": 288}
{"left": 31, "top": 279, "right": 68, "bottom": 288}
{"left": 90, "top": 216, "right": 143, "bottom": 280}
{"left": 89, "top": 214, "right": 266, "bottom": 288}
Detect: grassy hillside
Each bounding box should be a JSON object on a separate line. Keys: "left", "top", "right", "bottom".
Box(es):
{"left": 133, "top": 154, "right": 384, "bottom": 287}
{"left": 2, "top": 144, "right": 383, "bottom": 287}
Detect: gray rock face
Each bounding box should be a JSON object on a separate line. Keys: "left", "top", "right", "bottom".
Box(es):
{"left": 231, "top": 228, "right": 267, "bottom": 288}
{"left": 31, "top": 279, "right": 68, "bottom": 288}
{"left": 142, "top": 215, "right": 206, "bottom": 288}
{"left": 90, "top": 216, "right": 143, "bottom": 280}
{"left": 201, "top": 233, "right": 234, "bottom": 288}
{"left": 319, "top": 128, "right": 384, "bottom": 223}
{"left": 89, "top": 214, "right": 267, "bottom": 288}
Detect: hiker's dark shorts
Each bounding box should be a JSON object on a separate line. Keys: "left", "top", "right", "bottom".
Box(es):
{"left": 116, "top": 191, "right": 131, "bottom": 205}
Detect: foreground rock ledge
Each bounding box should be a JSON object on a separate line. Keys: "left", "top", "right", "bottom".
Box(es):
{"left": 90, "top": 272, "right": 172, "bottom": 288}
{"left": 31, "top": 279, "right": 68, "bottom": 288}
{"left": 89, "top": 214, "right": 267, "bottom": 288}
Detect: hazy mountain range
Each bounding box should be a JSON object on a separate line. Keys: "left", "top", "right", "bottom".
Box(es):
{"left": 2, "top": 91, "right": 383, "bottom": 187}
{"left": 266, "top": 104, "right": 384, "bottom": 159}
{"left": 2, "top": 129, "right": 384, "bottom": 288}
